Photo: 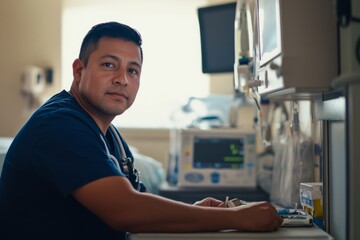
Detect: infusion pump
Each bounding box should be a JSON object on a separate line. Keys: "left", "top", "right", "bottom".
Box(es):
{"left": 177, "top": 128, "right": 257, "bottom": 188}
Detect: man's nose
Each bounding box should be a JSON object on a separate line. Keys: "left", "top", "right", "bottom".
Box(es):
{"left": 113, "top": 68, "right": 128, "bottom": 85}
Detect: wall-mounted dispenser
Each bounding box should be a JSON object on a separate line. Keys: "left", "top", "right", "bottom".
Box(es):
{"left": 21, "top": 66, "right": 46, "bottom": 96}
{"left": 21, "top": 66, "right": 52, "bottom": 111}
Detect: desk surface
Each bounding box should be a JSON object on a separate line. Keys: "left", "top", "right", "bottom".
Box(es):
{"left": 130, "top": 226, "right": 333, "bottom": 240}
{"left": 158, "top": 182, "right": 269, "bottom": 204}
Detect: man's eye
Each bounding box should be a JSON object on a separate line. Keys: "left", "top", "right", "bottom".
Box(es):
{"left": 129, "top": 69, "right": 138, "bottom": 75}
{"left": 103, "top": 62, "right": 115, "bottom": 68}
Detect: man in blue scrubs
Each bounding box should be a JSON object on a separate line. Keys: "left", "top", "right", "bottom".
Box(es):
{"left": 0, "top": 22, "right": 283, "bottom": 240}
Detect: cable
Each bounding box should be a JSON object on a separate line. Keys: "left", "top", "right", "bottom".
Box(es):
{"left": 356, "top": 36, "right": 360, "bottom": 65}
{"left": 351, "top": 16, "right": 360, "bottom": 23}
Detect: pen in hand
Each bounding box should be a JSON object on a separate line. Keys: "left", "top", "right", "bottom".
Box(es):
{"left": 225, "top": 196, "right": 229, "bottom": 208}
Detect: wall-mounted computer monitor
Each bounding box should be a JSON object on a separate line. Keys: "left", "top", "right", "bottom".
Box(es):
{"left": 198, "top": 2, "right": 236, "bottom": 74}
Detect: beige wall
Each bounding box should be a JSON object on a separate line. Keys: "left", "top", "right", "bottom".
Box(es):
{"left": 120, "top": 128, "right": 170, "bottom": 169}
{"left": 0, "top": 0, "right": 62, "bottom": 137}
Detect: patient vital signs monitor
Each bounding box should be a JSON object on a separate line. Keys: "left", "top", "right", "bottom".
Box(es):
{"left": 177, "top": 128, "right": 257, "bottom": 188}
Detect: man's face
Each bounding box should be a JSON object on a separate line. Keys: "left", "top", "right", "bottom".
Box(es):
{"left": 73, "top": 37, "right": 142, "bottom": 122}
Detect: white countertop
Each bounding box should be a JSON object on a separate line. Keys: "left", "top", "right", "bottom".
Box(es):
{"left": 130, "top": 226, "right": 333, "bottom": 240}
{"left": 0, "top": 137, "right": 13, "bottom": 152}
{"left": 0, "top": 137, "right": 13, "bottom": 175}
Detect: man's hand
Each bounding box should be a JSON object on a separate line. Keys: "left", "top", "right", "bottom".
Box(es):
{"left": 233, "top": 201, "right": 283, "bottom": 232}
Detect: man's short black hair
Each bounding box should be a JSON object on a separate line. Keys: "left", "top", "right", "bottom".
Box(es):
{"left": 79, "top": 21, "right": 143, "bottom": 66}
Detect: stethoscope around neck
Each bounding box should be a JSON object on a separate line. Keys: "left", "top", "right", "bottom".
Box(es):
{"left": 100, "top": 125, "right": 141, "bottom": 191}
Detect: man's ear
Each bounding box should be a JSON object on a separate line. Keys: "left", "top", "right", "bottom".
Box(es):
{"left": 72, "top": 59, "right": 84, "bottom": 84}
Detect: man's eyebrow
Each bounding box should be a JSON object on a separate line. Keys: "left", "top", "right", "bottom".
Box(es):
{"left": 100, "top": 54, "right": 119, "bottom": 61}
{"left": 130, "top": 61, "right": 142, "bottom": 69}
{"left": 100, "top": 54, "right": 142, "bottom": 68}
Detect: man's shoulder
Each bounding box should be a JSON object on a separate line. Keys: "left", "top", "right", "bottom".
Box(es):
{"left": 35, "top": 91, "right": 89, "bottom": 123}
{"left": 25, "top": 91, "right": 99, "bottom": 137}
{"left": 41, "top": 90, "right": 79, "bottom": 113}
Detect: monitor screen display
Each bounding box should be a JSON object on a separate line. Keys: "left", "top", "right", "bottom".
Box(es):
{"left": 193, "top": 137, "right": 244, "bottom": 169}
{"left": 198, "top": 2, "right": 237, "bottom": 73}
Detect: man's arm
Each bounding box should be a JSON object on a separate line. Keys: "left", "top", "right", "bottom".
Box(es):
{"left": 73, "top": 176, "right": 282, "bottom": 233}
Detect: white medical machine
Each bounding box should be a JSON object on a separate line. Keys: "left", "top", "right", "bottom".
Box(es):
{"left": 176, "top": 128, "right": 257, "bottom": 188}
{"left": 234, "top": 0, "right": 338, "bottom": 99}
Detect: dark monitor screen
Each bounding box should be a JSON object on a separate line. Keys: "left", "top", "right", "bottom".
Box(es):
{"left": 193, "top": 137, "right": 244, "bottom": 169}
{"left": 198, "top": 2, "right": 236, "bottom": 73}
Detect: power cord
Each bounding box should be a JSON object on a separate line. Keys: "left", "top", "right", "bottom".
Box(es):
{"left": 356, "top": 35, "right": 360, "bottom": 65}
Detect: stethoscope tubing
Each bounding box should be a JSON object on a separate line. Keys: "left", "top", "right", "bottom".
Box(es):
{"left": 100, "top": 125, "right": 141, "bottom": 191}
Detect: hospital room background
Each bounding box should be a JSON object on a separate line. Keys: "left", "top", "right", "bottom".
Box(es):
{"left": 1, "top": 0, "right": 359, "bottom": 239}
